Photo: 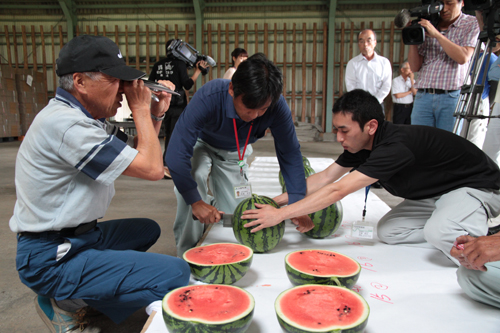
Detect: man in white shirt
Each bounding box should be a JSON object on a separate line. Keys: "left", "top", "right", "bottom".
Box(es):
{"left": 392, "top": 62, "right": 417, "bottom": 124}
{"left": 345, "top": 29, "right": 392, "bottom": 113}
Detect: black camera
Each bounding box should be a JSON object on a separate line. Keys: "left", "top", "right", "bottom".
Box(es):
{"left": 399, "top": 1, "right": 444, "bottom": 45}
{"left": 465, "top": 0, "right": 500, "bottom": 44}
{"left": 166, "top": 39, "right": 216, "bottom": 76}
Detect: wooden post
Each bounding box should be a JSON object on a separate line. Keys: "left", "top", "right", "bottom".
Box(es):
{"left": 12, "top": 26, "right": 19, "bottom": 68}
{"left": 380, "top": 22, "right": 385, "bottom": 56}
{"left": 273, "top": 23, "right": 277, "bottom": 64}
{"left": 254, "top": 23, "right": 258, "bottom": 54}
{"left": 51, "top": 26, "right": 56, "bottom": 92}
{"left": 103, "top": 26, "right": 107, "bottom": 37}
{"left": 244, "top": 24, "right": 248, "bottom": 52}
{"left": 225, "top": 23, "right": 230, "bottom": 72}
{"left": 40, "top": 25, "right": 48, "bottom": 98}
{"left": 76, "top": 25, "right": 80, "bottom": 36}
{"left": 235, "top": 24, "right": 239, "bottom": 48}
{"left": 135, "top": 25, "right": 140, "bottom": 70}
{"left": 4, "top": 26, "right": 13, "bottom": 66}
{"left": 21, "top": 25, "right": 29, "bottom": 69}
{"left": 58, "top": 25, "right": 64, "bottom": 48}
{"left": 340, "top": 22, "right": 345, "bottom": 97}
{"left": 283, "top": 23, "right": 287, "bottom": 100}
{"left": 349, "top": 22, "right": 354, "bottom": 61}
{"left": 115, "top": 25, "right": 119, "bottom": 45}
{"left": 291, "top": 23, "right": 296, "bottom": 120}
{"left": 311, "top": 23, "right": 318, "bottom": 124}
{"left": 146, "top": 25, "right": 150, "bottom": 74}
{"left": 125, "top": 26, "right": 129, "bottom": 66}
{"left": 264, "top": 23, "right": 268, "bottom": 57}
{"left": 322, "top": 22, "right": 328, "bottom": 132}
{"left": 86, "top": 25, "right": 90, "bottom": 35}
{"left": 156, "top": 25, "right": 160, "bottom": 62}
{"left": 301, "top": 23, "right": 307, "bottom": 122}
{"left": 31, "top": 25, "right": 38, "bottom": 71}
{"left": 207, "top": 24, "right": 213, "bottom": 80}
{"left": 94, "top": 26, "right": 98, "bottom": 36}
{"left": 217, "top": 24, "right": 222, "bottom": 78}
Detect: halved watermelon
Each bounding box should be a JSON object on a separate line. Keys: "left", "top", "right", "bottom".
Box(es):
{"left": 275, "top": 284, "right": 369, "bottom": 333}
{"left": 285, "top": 249, "right": 361, "bottom": 288}
{"left": 163, "top": 284, "right": 255, "bottom": 333}
{"left": 183, "top": 243, "right": 253, "bottom": 285}
{"left": 232, "top": 194, "right": 285, "bottom": 253}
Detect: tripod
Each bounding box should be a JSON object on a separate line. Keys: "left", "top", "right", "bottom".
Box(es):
{"left": 452, "top": 32, "right": 498, "bottom": 138}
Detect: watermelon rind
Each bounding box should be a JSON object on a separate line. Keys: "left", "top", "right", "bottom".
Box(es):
{"left": 232, "top": 194, "right": 285, "bottom": 253}
{"left": 275, "top": 285, "right": 369, "bottom": 333}
{"left": 304, "top": 201, "right": 343, "bottom": 239}
{"left": 163, "top": 285, "right": 255, "bottom": 333}
{"left": 183, "top": 243, "right": 254, "bottom": 285}
{"left": 285, "top": 250, "right": 361, "bottom": 289}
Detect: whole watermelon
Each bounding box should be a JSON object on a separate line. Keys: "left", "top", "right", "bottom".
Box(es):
{"left": 279, "top": 164, "right": 315, "bottom": 193}
{"left": 232, "top": 194, "right": 285, "bottom": 253}
{"left": 304, "top": 201, "right": 343, "bottom": 239}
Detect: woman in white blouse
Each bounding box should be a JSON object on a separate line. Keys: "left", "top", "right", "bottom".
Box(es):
{"left": 223, "top": 48, "right": 248, "bottom": 80}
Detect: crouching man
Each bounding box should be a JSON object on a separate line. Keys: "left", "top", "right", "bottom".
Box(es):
{"left": 9, "top": 35, "right": 190, "bottom": 332}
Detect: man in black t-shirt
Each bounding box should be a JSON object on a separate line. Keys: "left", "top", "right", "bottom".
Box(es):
{"left": 149, "top": 39, "right": 208, "bottom": 178}
{"left": 242, "top": 89, "right": 500, "bottom": 308}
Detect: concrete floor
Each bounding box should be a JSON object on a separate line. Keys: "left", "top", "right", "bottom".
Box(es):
{"left": 0, "top": 137, "right": 402, "bottom": 332}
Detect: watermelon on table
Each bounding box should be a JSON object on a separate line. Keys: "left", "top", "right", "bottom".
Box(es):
{"left": 163, "top": 284, "right": 255, "bottom": 333}
{"left": 183, "top": 243, "right": 253, "bottom": 285}
{"left": 279, "top": 162, "right": 315, "bottom": 193}
{"left": 304, "top": 201, "right": 343, "bottom": 239}
{"left": 275, "top": 284, "right": 369, "bottom": 333}
{"left": 232, "top": 194, "right": 285, "bottom": 253}
{"left": 285, "top": 249, "right": 361, "bottom": 288}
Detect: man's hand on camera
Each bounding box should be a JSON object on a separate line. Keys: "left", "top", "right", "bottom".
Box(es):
{"left": 151, "top": 80, "right": 174, "bottom": 118}
{"left": 418, "top": 18, "right": 440, "bottom": 39}
{"left": 124, "top": 80, "right": 151, "bottom": 119}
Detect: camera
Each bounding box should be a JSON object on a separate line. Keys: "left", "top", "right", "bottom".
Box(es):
{"left": 166, "top": 39, "right": 216, "bottom": 76}
{"left": 465, "top": 0, "right": 500, "bottom": 44}
{"left": 398, "top": 1, "right": 444, "bottom": 45}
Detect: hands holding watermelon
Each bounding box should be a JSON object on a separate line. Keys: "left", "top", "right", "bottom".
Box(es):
{"left": 242, "top": 203, "right": 315, "bottom": 233}
{"left": 451, "top": 234, "right": 500, "bottom": 271}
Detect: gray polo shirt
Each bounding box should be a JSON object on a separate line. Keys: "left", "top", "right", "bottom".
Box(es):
{"left": 9, "top": 88, "right": 138, "bottom": 233}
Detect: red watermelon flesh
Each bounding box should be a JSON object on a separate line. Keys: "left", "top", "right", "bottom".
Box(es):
{"left": 184, "top": 243, "right": 252, "bottom": 265}
{"left": 277, "top": 285, "right": 367, "bottom": 329}
{"left": 166, "top": 285, "right": 252, "bottom": 322}
{"left": 288, "top": 250, "right": 359, "bottom": 276}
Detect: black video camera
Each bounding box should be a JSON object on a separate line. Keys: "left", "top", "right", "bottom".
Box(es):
{"left": 166, "top": 39, "right": 216, "bottom": 76}
{"left": 465, "top": 0, "right": 500, "bottom": 45}
{"left": 401, "top": 0, "right": 443, "bottom": 45}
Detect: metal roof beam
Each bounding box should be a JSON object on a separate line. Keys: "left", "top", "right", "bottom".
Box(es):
{"left": 58, "top": 0, "right": 77, "bottom": 41}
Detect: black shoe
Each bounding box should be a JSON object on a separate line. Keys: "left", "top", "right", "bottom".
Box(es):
{"left": 487, "top": 224, "right": 500, "bottom": 236}
{"left": 371, "top": 181, "right": 382, "bottom": 189}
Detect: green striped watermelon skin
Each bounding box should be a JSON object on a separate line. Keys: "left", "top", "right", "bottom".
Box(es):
{"left": 163, "top": 310, "right": 254, "bottom": 333}
{"left": 304, "top": 201, "right": 343, "bottom": 239}
{"left": 185, "top": 254, "right": 253, "bottom": 285}
{"left": 232, "top": 194, "right": 285, "bottom": 253}
{"left": 285, "top": 251, "right": 361, "bottom": 289}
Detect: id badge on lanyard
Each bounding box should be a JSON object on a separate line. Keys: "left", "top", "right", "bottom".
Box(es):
{"left": 233, "top": 119, "right": 252, "bottom": 199}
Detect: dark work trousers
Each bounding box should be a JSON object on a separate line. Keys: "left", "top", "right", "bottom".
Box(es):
{"left": 393, "top": 103, "right": 413, "bottom": 125}
{"left": 163, "top": 105, "right": 185, "bottom": 166}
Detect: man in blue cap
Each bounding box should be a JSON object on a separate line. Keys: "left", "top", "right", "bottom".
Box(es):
{"left": 9, "top": 35, "right": 190, "bottom": 332}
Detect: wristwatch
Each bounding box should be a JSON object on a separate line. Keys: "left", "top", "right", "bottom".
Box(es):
{"left": 150, "top": 113, "right": 166, "bottom": 121}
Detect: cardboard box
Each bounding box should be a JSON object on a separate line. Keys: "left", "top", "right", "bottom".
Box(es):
{"left": 0, "top": 65, "right": 15, "bottom": 80}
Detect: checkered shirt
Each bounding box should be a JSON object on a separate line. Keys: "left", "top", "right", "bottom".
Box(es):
{"left": 415, "top": 13, "right": 480, "bottom": 91}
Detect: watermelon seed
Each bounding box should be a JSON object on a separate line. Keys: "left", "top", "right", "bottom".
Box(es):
{"left": 318, "top": 322, "right": 322, "bottom": 325}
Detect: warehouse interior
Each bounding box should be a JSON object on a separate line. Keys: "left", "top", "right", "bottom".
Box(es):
{"left": 1, "top": 1, "right": 499, "bottom": 332}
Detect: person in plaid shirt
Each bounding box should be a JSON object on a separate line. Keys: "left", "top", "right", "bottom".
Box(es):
{"left": 408, "top": 0, "right": 480, "bottom": 132}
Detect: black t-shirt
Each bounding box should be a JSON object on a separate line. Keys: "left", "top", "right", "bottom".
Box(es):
{"left": 149, "top": 55, "right": 194, "bottom": 106}
{"left": 336, "top": 121, "right": 500, "bottom": 200}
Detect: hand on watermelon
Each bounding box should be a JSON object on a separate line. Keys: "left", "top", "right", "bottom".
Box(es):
{"left": 192, "top": 200, "right": 223, "bottom": 224}
{"left": 242, "top": 203, "right": 284, "bottom": 232}
{"left": 290, "top": 215, "right": 315, "bottom": 233}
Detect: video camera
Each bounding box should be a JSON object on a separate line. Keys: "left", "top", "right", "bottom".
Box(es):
{"left": 166, "top": 39, "right": 216, "bottom": 76}
{"left": 396, "top": 0, "right": 500, "bottom": 45}
{"left": 395, "top": 1, "right": 443, "bottom": 45}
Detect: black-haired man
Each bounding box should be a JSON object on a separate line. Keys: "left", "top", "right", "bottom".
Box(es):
{"left": 242, "top": 89, "right": 500, "bottom": 270}
{"left": 166, "top": 53, "right": 314, "bottom": 257}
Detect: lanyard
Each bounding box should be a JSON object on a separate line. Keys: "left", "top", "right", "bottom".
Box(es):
{"left": 233, "top": 119, "right": 253, "bottom": 170}
{"left": 362, "top": 185, "right": 371, "bottom": 221}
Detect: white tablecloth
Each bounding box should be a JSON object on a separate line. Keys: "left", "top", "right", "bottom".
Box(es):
{"left": 144, "top": 157, "right": 500, "bottom": 333}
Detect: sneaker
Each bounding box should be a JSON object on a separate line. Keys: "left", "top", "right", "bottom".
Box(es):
{"left": 164, "top": 166, "right": 172, "bottom": 179}
{"left": 34, "top": 295, "right": 101, "bottom": 333}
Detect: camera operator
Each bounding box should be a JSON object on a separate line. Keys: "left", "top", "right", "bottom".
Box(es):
{"left": 149, "top": 39, "right": 209, "bottom": 178}
{"left": 408, "top": 0, "right": 480, "bottom": 132}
